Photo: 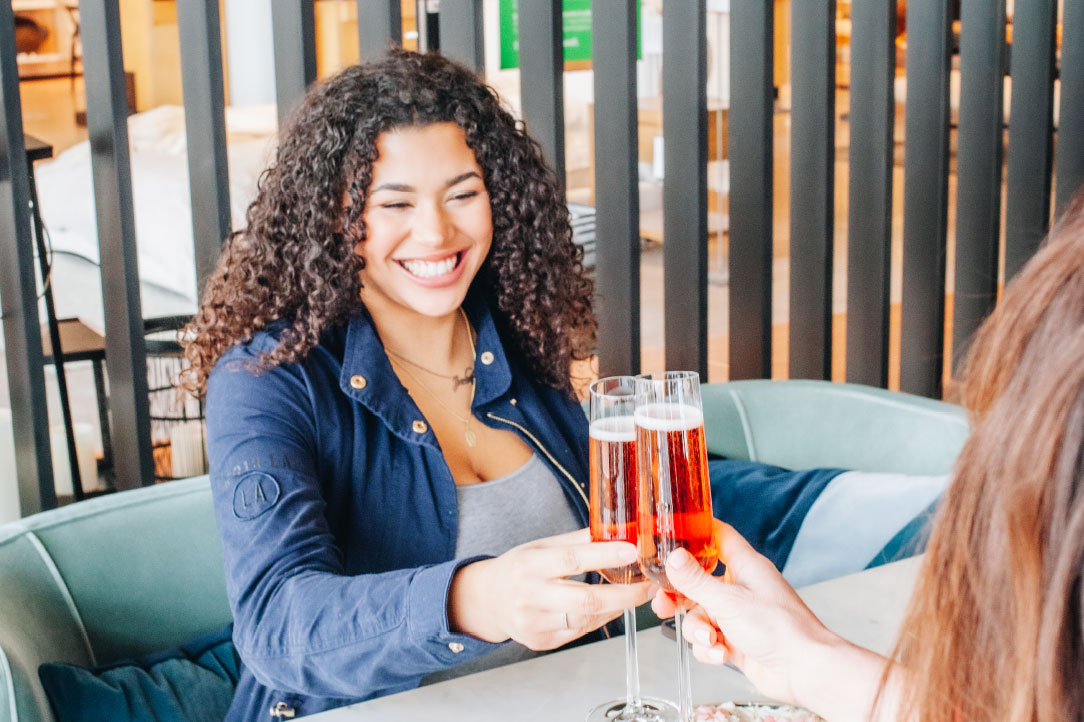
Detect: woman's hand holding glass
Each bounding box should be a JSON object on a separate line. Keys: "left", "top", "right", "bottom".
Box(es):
{"left": 449, "top": 529, "right": 653, "bottom": 651}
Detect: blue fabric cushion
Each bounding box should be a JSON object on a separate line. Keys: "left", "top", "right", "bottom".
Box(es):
{"left": 708, "top": 459, "right": 846, "bottom": 570}
{"left": 39, "top": 624, "right": 239, "bottom": 722}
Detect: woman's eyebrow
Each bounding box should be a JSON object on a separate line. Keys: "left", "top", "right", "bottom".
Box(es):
{"left": 370, "top": 182, "right": 413, "bottom": 193}
{"left": 444, "top": 171, "right": 482, "bottom": 189}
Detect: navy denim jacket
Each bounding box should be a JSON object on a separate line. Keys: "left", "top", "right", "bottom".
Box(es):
{"left": 205, "top": 293, "right": 592, "bottom": 720}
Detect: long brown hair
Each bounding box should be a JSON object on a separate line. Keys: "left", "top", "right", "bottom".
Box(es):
{"left": 888, "top": 193, "right": 1084, "bottom": 721}
{"left": 179, "top": 50, "right": 594, "bottom": 397}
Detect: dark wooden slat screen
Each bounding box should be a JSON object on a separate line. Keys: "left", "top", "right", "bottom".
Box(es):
{"left": 592, "top": 0, "right": 640, "bottom": 377}
{"left": 0, "top": 2, "right": 56, "bottom": 514}
{"left": 900, "top": 0, "right": 951, "bottom": 398}
{"left": 1057, "top": 1, "right": 1084, "bottom": 213}
{"left": 788, "top": 1, "right": 835, "bottom": 380}
{"left": 1004, "top": 0, "right": 1057, "bottom": 281}
{"left": 662, "top": 0, "right": 707, "bottom": 376}
{"left": 727, "top": 1, "right": 773, "bottom": 380}
{"left": 79, "top": 0, "right": 155, "bottom": 489}
{"left": 439, "top": 0, "right": 484, "bottom": 73}
{"left": 357, "top": 0, "right": 403, "bottom": 63}
{"left": 845, "top": 0, "right": 895, "bottom": 388}
{"left": 516, "top": 0, "right": 565, "bottom": 188}
{"left": 178, "top": 0, "right": 231, "bottom": 289}
{"left": 952, "top": 0, "right": 1005, "bottom": 367}
{"left": 271, "top": 2, "right": 316, "bottom": 126}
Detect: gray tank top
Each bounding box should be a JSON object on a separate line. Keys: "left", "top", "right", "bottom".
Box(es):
{"left": 420, "top": 453, "right": 584, "bottom": 685}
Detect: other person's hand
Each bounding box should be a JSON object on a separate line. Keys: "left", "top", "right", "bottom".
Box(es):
{"left": 651, "top": 520, "right": 843, "bottom": 707}
{"left": 451, "top": 528, "right": 652, "bottom": 650}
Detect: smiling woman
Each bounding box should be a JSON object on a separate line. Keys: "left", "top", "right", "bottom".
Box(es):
{"left": 176, "top": 50, "right": 640, "bottom": 722}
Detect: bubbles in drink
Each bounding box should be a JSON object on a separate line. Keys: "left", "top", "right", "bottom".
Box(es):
{"left": 590, "top": 416, "right": 646, "bottom": 585}
{"left": 635, "top": 404, "right": 716, "bottom": 591}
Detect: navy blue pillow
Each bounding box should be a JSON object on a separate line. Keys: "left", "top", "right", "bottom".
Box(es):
{"left": 39, "top": 624, "right": 240, "bottom": 722}
{"left": 708, "top": 458, "right": 846, "bottom": 570}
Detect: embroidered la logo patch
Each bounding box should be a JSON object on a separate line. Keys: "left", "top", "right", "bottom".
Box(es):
{"left": 232, "top": 472, "right": 281, "bottom": 520}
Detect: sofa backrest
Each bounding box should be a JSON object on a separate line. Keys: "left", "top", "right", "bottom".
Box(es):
{"left": 0, "top": 477, "right": 230, "bottom": 722}
{"left": 702, "top": 380, "right": 968, "bottom": 475}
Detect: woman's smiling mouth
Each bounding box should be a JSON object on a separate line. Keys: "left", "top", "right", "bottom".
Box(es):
{"left": 397, "top": 251, "right": 464, "bottom": 279}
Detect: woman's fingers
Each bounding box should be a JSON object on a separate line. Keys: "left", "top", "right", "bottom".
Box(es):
{"left": 683, "top": 605, "right": 719, "bottom": 647}
{"left": 665, "top": 548, "right": 738, "bottom": 612}
{"left": 522, "top": 539, "right": 639, "bottom": 579}
{"left": 527, "top": 527, "right": 593, "bottom": 547}
{"left": 535, "top": 578, "right": 653, "bottom": 617}
{"left": 651, "top": 590, "right": 679, "bottom": 619}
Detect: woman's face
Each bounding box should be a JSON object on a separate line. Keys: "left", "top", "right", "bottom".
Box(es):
{"left": 356, "top": 122, "right": 493, "bottom": 319}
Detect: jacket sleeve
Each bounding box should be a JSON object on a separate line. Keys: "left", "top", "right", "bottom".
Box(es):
{"left": 205, "top": 348, "right": 502, "bottom": 699}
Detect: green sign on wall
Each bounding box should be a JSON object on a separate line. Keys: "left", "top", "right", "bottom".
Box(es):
{"left": 499, "top": 0, "right": 642, "bottom": 70}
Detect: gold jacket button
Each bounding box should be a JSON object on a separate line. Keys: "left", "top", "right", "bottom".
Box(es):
{"left": 412, "top": 420, "right": 428, "bottom": 434}
{"left": 448, "top": 642, "right": 465, "bottom": 653}
{"left": 480, "top": 351, "right": 494, "bottom": 365}
{"left": 510, "top": 398, "right": 517, "bottom": 406}
{"left": 349, "top": 375, "right": 367, "bottom": 389}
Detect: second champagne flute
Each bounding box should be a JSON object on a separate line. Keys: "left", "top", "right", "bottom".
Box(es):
{"left": 587, "top": 377, "right": 678, "bottom": 722}
{"left": 634, "top": 371, "right": 717, "bottom": 722}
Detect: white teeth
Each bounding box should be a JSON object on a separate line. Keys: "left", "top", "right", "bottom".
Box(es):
{"left": 401, "top": 255, "right": 457, "bottom": 278}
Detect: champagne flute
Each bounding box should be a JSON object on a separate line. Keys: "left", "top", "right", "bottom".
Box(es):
{"left": 587, "top": 377, "right": 678, "bottom": 722}
{"left": 634, "top": 372, "right": 717, "bottom": 722}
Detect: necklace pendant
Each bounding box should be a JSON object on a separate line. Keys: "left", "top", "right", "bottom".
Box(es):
{"left": 452, "top": 369, "right": 475, "bottom": 391}
{"left": 465, "top": 428, "right": 477, "bottom": 447}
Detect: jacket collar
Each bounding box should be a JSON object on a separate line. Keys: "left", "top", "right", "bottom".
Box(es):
{"left": 338, "top": 291, "right": 514, "bottom": 438}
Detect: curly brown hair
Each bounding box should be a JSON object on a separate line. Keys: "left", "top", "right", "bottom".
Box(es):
{"left": 180, "top": 50, "right": 594, "bottom": 396}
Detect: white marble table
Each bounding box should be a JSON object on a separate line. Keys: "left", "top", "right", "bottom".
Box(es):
{"left": 311, "top": 557, "right": 922, "bottom": 721}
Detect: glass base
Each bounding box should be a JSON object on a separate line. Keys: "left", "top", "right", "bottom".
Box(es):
{"left": 586, "top": 696, "right": 680, "bottom": 722}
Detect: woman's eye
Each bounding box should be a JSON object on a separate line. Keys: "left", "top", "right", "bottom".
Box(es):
{"left": 382, "top": 201, "right": 411, "bottom": 210}
{"left": 450, "top": 191, "right": 480, "bottom": 202}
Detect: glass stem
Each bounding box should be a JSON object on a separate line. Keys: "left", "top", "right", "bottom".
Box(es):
{"left": 624, "top": 607, "right": 641, "bottom": 711}
{"left": 675, "top": 606, "right": 693, "bottom": 722}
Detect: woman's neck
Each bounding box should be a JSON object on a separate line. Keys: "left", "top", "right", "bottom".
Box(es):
{"left": 363, "top": 292, "right": 473, "bottom": 371}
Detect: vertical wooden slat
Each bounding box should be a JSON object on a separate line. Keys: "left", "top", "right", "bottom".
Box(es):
{"left": 952, "top": 0, "right": 1006, "bottom": 366}
{"left": 1056, "top": 0, "right": 1084, "bottom": 213}
{"left": 517, "top": 0, "right": 565, "bottom": 188}
{"left": 788, "top": 0, "right": 835, "bottom": 380}
{"left": 357, "top": 0, "right": 403, "bottom": 63}
{"left": 271, "top": 1, "right": 316, "bottom": 126}
{"left": 727, "top": 1, "right": 773, "bottom": 380}
{"left": 79, "top": 0, "right": 155, "bottom": 488}
{"left": 440, "top": 0, "right": 484, "bottom": 73}
{"left": 900, "top": 0, "right": 952, "bottom": 398}
{"left": 846, "top": 0, "right": 895, "bottom": 388}
{"left": 592, "top": 0, "right": 639, "bottom": 377}
{"left": 1004, "top": 0, "right": 1057, "bottom": 280}
{"left": 662, "top": 0, "right": 707, "bottom": 376}
{"left": 178, "top": 0, "right": 231, "bottom": 289}
{"left": 0, "top": 2, "right": 56, "bottom": 514}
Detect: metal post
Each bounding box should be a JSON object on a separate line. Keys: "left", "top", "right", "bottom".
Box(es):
{"left": 80, "top": 0, "right": 155, "bottom": 488}
{"left": 592, "top": 0, "right": 640, "bottom": 377}
{"left": 517, "top": 0, "right": 565, "bottom": 189}
{"left": 271, "top": 1, "right": 316, "bottom": 126}
{"left": 662, "top": 0, "right": 708, "bottom": 375}
{"left": 0, "top": 1, "right": 56, "bottom": 514}
{"left": 178, "top": 0, "right": 231, "bottom": 289}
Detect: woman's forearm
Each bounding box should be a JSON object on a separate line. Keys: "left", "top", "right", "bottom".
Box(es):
{"left": 794, "top": 637, "right": 908, "bottom": 722}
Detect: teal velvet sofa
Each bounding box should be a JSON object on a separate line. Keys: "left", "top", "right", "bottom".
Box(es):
{"left": 0, "top": 379, "right": 969, "bottom": 722}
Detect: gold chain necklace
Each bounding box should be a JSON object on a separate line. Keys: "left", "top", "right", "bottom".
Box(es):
{"left": 388, "top": 308, "right": 478, "bottom": 447}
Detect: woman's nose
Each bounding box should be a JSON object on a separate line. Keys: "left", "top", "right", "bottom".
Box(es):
{"left": 411, "top": 202, "right": 451, "bottom": 245}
